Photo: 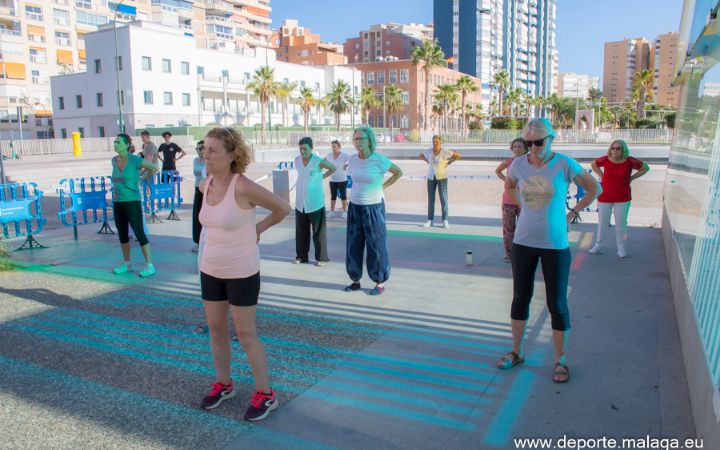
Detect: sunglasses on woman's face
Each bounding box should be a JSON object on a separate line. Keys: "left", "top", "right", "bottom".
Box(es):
{"left": 527, "top": 136, "right": 549, "bottom": 147}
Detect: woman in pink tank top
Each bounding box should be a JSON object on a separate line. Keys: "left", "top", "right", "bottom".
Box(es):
{"left": 494, "top": 138, "right": 529, "bottom": 262}
{"left": 197, "top": 127, "right": 291, "bottom": 421}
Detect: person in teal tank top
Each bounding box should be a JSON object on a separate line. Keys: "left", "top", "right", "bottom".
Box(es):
{"left": 111, "top": 133, "right": 159, "bottom": 277}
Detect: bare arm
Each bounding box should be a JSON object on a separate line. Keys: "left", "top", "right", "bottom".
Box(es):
{"left": 383, "top": 163, "right": 403, "bottom": 190}
{"left": 244, "top": 181, "right": 292, "bottom": 241}
{"left": 630, "top": 162, "right": 650, "bottom": 182}
{"left": 139, "top": 160, "right": 158, "bottom": 181}
{"left": 319, "top": 159, "right": 336, "bottom": 179}
{"left": 495, "top": 159, "right": 509, "bottom": 181}
{"left": 448, "top": 150, "right": 461, "bottom": 165}
{"left": 419, "top": 152, "right": 428, "bottom": 162}
{"left": 590, "top": 161, "right": 603, "bottom": 178}
{"left": 568, "top": 172, "right": 602, "bottom": 225}
{"left": 198, "top": 178, "right": 207, "bottom": 195}
{"left": 176, "top": 147, "right": 187, "bottom": 161}
{"left": 504, "top": 176, "right": 521, "bottom": 205}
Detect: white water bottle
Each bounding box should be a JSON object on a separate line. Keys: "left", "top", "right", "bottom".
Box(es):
{"left": 465, "top": 251, "right": 473, "bottom": 266}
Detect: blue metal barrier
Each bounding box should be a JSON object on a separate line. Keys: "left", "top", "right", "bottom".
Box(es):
{"left": 566, "top": 169, "right": 599, "bottom": 223}
{"left": 0, "top": 182, "right": 46, "bottom": 250}
{"left": 277, "top": 161, "right": 295, "bottom": 170}
{"left": 57, "top": 176, "right": 115, "bottom": 240}
{"left": 143, "top": 170, "right": 183, "bottom": 222}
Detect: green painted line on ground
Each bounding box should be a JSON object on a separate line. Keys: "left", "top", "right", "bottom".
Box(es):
{"left": 333, "top": 226, "right": 502, "bottom": 241}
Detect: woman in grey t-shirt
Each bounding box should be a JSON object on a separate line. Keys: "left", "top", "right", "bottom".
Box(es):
{"left": 496, "top": 118, "right": 601, "bottom": 383}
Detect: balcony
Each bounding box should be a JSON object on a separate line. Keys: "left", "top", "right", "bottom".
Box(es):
{"left": 0, "top": 5, "right": 18, "bottom": 19}
{"left": 0, "top": 27, "right": 21, "bottom": 39}
{"left": 205, "top": 14, "right": 231, "bottom": 25}
{"left": 201, "top": 0, "right": 233, "bottom": 15}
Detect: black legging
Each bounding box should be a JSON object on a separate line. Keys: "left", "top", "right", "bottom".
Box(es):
{"left": 114, "top": 201, "right": 149, "bottom": 246}
{"left": 192, "top": 187, "right": 203, "bottom": 244}
{"left": 510, "top": 243, "right": 571, "bottom": 331}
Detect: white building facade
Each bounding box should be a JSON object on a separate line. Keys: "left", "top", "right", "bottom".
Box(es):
{"left": 555, "top": 72, "right": 600, "bottom": 99}
{"left": 50, "top": 21, "right": 360, "bottom": 138}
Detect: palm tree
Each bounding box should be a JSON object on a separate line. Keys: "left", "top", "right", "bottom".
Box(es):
{"left": 586, "top": 87, "right": 603, "bottom": 127}
{"left": 493, "top": 70, "right": 511, "bottom": 116}
{"left": 505, "top": 87, "right": 523, "bottom": 116}
{"left": 609, "top": 105, "right": 623, "bottom": 128}
{"left": 296, "top": 86, "right": 316, "bottom": 132}
{"left": 275, "top": 81, "right": 297, "bottom": 127}
{"left": 434, "top": 84, "right": 458, "bottom": 133}
{"left": 246, "top": 65, "right": 279, "bottom": 144}
{"left": 455, "top": 75, "right": 479, "bottom": 132}
{"left": 359, "top": 87, "right": 381, "bottom": 124}
{"left": 632, "top": 69, "right": 654, "bottom": 120}
{"left": 411, "top": 39, "right": 447, "bottom": 131}
{"left": 383, "top": 85, "right": 404, "bottom": 137}
{"left": 326, "top": 80, "right": 352, "bottom": 131}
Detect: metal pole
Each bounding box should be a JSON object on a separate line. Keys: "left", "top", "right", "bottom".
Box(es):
{"left": 113, "top": 1, "right": 126, "bottom": 133}
{"left": 17, "top": 106, "right": 23, "bottom": 140}
{"left": 351, "top": 68, "right": 355, "bottom": 129}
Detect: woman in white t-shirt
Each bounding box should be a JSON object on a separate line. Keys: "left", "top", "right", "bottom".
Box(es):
{"left": 419, "top": 135, "right": 461, "bottom": 228}
{"left": 344, "top": 125, "right": 403, "bottom": 296}
{"left": 496, "top": 118, "right": 600, "bottom": 384}
{"left": 325, "top": 140, "right": 351, "bottom": 218}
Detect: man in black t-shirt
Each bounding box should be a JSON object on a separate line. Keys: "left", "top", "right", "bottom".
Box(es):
{"left": 158, "top": 131, "right": 186, "bottom": 172}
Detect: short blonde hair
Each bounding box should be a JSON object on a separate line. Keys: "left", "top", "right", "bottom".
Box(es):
{"left": 205, "top": 127, "right": 252, "bottom": 174}
{"left": 354, "top": 125, "right": 378, "bottom": 153}
{"left": 607, "top": 139, "right": 630, "bottom": 159}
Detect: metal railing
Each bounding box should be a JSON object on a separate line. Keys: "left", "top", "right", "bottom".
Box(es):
{"left": 0, "top": 129, "right": 673, "bottom": 157}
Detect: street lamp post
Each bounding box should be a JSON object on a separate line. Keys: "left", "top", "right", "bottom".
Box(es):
{"left": 351, "top": 54, "right": 358, "bottom": 129}
{"left": 113, "top": 0, "right": 126, "bottom": 133}
{"left": 264, "top": 30, "right": 278, "bottom": 133}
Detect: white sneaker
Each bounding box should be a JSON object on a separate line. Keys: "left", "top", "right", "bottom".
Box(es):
{"left": 329, "top": 210, "right": 337, "bottom": 218}
{"left": 587, "top": 245, "right": 603, "bottom": 255}
{"left": 422, "top": 220, "right": 432, "bottom": 228}
{"left": 191, "top": 244, "right": 199, "bottom": 253}
{"left": 442, "top": 220, "right": 450, "bottom": 229}
{"left": 139, "top": 263, "right": 156, "bottom": 277}
{"left": 341, "top": 211, "right": 347, "bottom": 219}
{"left": 113, "top": 262, "right": 132, "bottom": 274}
{"left": 315, "top": 261, "right": 327, "bottom": 267}
{"left": 617, "top": 248, "right": 627, "bottom": 258}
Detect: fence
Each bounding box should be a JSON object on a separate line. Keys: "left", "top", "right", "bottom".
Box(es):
{"left": 0, "top": 129, "right": 673, "bottom": 158}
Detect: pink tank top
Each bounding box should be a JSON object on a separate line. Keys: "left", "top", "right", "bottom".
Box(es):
{"left": 502, "top": 157, "right": 518, "bottom": 206}
{"left": 199, "top": 174, "right": 260, "bottom": 278}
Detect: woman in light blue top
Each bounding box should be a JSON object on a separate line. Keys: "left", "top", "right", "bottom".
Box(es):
{"left": 111, "top": 133, "right": 159, "bottom": 277}
{"left": 497, "top": 119, "right": 600, "bottom": 383}
{"left": 192, "top": 140, "right": 207, "bottom": 252}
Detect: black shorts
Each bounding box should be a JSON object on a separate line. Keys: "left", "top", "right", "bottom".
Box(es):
{"left": 200, "top": 271, "right": 260, "bottom": 307}
{"left": 329, "top": 181, "right": 348, "bottom": 201}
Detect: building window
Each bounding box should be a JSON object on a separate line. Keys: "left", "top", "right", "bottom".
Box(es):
{"left": 197, "top": 66, "right": 204, "bottom": 75}
{"left": 144, "top": 90, "right": 153, "bottom": 104}
{"left": 76, "top": 95, "right": 82, "bottom": 108}
{"left": 142, "top": 56, "right": 152, "bottom": 71}
{"left": 98, "top": 126, "right": 105, "bottom": 137}
{"left": 164, "top": 92, "right": 172, "bottom": 105}
{"left": 78, "top": 127, "right": 84, "bottom": 137}
{"left": 401, "top": 92, "right": 409, "bottom": 104}
{"left": 96, "top": 92, "right": 103, "bottom": 107}
{"left": 76, "top": 10, "right": 108, "bottom": 26}
{"left": 182, "top": 93, "right": 190, "bottom": 106}
{"left": 400, "top": 69, "right": 409, "bottom": 84}
{"left": 181, "top": 61, "right": 190, "bottom": 75}
{"left": 389, "top": 70, "right": 398, "bottom": 84}
{"left": 25, "top": 5, "right": 43, "bottom": 21}
{"left": 162, "top": 59, "right": 171, "bottom": 73}
{"left": 61, "top": 128, "right": 67, "bottom": 138}
{"left": 58, "top": 97, "right": 65, "bottom": 110}
{"left": 377, "top": 71, "right": 385, "bottom": 84}
{"left": 55, "top": 31, "right": 71, "bottom": 46}
{"left": 53, "top": 8, "right": 69, "bottom": 26}
{"left": 94, "top": 59, "right": 101, "bottom": 73}
{"left": 367, "top": 72, "right": 375, "bottom": 85}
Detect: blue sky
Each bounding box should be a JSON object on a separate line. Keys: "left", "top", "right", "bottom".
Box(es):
{"left": 270, "top": 0, "right": 684, "bottom": 79}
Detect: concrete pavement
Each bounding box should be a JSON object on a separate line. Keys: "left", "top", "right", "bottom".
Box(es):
{"left": 0, "top": 156, "right": 696, "bottom": 449}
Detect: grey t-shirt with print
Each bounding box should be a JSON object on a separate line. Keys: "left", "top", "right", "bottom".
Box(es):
{"left": 508, "top": 153, "right": 584, "bottom": 250}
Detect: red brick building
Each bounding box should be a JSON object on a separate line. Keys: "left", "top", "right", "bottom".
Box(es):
{"left": 274, "top": 19, "right": 346, "bottom": 66}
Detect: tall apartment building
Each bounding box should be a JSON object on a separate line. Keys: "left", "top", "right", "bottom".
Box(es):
{"left": 653, "top": 32, "right": 681, "bottom": 107}
{"left": 50, "top": 21, "right": 360, "bottom": 137}
{"left": 274, "top": 19, "right": 346, "bottom": 66}
{"left": 344, "top": 23, "right": 433, "bottom": 65}
{"left": 602, "top": 38, "right": 651, "bottom": 105}
{"left": 0, "top": 0, "right": 271, "bottom": 139}
{"left": 555, "top": 72, "right": 599, "bottom": 99}
{"left": 434, "top": 0, "right": 559, "bottom": 109}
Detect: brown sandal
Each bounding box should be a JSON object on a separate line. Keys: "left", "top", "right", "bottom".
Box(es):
{"left": 497, "top": 351, "right": 524, "bottom": 370}
{"left": 553, "top": 363, "right": 570, "bottom": 383}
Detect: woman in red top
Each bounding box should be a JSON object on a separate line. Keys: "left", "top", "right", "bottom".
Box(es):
{"left": 588, "top": 140, "right": 649, "bottom": 258}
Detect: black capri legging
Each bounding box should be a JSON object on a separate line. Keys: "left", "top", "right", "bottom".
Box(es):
{"left": 114, "top": 201, "right": 149, "bottom": 246}
{"left": 510, "top": 243, "right": 571, "bottom": 331}
{"left": 329, "top": 181, "right": 348, "bottom": 201}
